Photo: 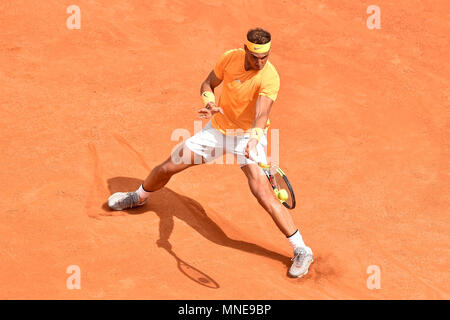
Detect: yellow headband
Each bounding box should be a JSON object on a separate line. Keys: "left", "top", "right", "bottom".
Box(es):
{"left": 245, "top": 39, "right": 271, "bottom": 53}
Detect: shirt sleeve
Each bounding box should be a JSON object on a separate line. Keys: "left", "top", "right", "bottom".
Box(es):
{"left": 259, "top": 72, "right": 280, "bottom": 101}
{"left": 213, "top": 50, "right": 234, "bottom": 80}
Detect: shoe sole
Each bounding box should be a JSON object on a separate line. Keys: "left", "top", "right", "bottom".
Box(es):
{"left": 109, "top": 202, "right": 145, "bottom": 211}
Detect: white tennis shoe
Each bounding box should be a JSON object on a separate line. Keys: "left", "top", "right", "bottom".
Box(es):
{"left": 289, "top": 246, "right": 314, "bottom": 278}
{"left": 108, "top": 192, "right": 145, "bottom": 211}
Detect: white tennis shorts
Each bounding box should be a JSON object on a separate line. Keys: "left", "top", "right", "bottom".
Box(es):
{"left": 185, "top": 121, "right": 267, "bottom": 167}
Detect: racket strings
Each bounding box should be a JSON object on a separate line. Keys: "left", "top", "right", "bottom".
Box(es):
{"left": 274, "top": 172, "right": 293, "bottom": 207}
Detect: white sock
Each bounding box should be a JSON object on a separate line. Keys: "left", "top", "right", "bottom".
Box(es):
{"left": 287, "top": 230, "right": 306, "bottom": 250}
{"left": 136, "top": 184, "right": 151, "bottom": 201}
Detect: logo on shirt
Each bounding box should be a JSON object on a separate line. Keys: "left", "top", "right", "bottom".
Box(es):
{"left": 234, "top": 78, "right": 241, "bottom": 83}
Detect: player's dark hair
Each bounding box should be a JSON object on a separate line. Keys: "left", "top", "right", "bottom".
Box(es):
{"left": 246, "top": 28, "right": 271, "bottom": 44}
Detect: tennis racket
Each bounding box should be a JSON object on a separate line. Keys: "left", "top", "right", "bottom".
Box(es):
{"left": 258, "top": 162, "right": 296, "bottom": 209}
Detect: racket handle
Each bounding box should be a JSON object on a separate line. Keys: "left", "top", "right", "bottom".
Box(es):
{"left": 258, "top": 162, "right": 271, "bottom": 169}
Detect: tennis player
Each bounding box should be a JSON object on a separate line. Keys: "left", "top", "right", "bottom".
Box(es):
{"left": 108, "top": 28, "right": 313, "bottom": 278}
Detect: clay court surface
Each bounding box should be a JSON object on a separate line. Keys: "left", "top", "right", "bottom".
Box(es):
{"left": 1, "top": 0, "right": 449, "bottom": 299}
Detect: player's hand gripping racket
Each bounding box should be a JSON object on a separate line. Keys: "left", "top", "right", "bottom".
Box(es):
{"left": 249, "top": 151, "right": 296, "bottom": 209}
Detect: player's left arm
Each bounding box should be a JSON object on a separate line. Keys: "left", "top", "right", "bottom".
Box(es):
{"left": 253, "top": 95, "right": 274, "bottom": 129}
{"left": 245, "top": 95, "right": 274, "bottom": 159}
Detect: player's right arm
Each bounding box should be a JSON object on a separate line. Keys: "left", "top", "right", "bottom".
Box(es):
{"left": 198, "top": 70, "right": 224, "bottom": 119}
{"left": 200, "top": 70, "right": 222, "bottom": 95}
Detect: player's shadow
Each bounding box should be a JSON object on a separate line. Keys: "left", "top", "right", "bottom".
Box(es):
{"left": 104, "top": 177, "right": 291, "bottom": 287}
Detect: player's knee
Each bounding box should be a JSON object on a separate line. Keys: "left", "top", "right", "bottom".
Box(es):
{"left": 156, "top": 162, "right": 174, "bottom": 177}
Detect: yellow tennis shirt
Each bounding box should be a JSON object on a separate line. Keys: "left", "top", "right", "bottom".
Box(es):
{"left": 211, "top": 48, "right": 280, "bottom": 135}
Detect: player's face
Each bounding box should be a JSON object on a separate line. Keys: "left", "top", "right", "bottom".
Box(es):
{"left": 245, "top": 46, "right": 270, "bottom": 70}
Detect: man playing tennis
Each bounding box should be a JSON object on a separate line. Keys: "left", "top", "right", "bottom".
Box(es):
{"left": 108, "top": 28, "right": 313, "bottom": 278}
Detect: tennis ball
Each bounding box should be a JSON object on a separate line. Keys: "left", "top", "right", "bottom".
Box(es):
{"left": 278, "top": 189, "right": 288, "bottom": 201}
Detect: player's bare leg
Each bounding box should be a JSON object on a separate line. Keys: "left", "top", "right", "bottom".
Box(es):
{"left": 241, "top": 163, "right": 313, "bottom": 277}
{"left": 141, "top": 143, "right": 202, "bottom": 195}
{"left": 241, "top": 163, "right": 297, "bottom": 235}
{"left": 108, "top": 143, "right": 203, "bottom": 210}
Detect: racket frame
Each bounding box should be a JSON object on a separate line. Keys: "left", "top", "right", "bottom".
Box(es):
{"left": 260, "top": 164, "right": 296, "bottom": 209}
